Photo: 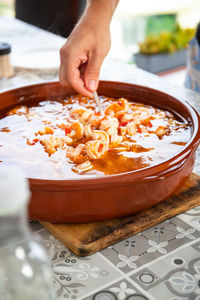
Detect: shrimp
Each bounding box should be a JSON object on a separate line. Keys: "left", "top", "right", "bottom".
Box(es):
{"left": 88, "top": 112, "right": 102, "bottom": 127}
{"left": 104, "top": 102, "right": 122, "bottom": 115}
{"left": 104, "top": 98, "right": 129, "bottom": 115}
{"left": 110, "top": 135, "right": 123, "bottom": 146}
{"left": 126, "top": 121, "right": 139, "bottom": 136}
{"left": 156, "top": 126, "right": 167, "bottom": 138}
{"left": 117, "top": 98, "right": 130, "bottom": 111}
{"left": 84, "top": 125, "right": 93, "bottom": 138}
{"left": 73, "top": 144, "right": 85, "bottom": 156}
{"left": 109, "top": 127, "right": 119, "bottom": 136}
{"left": 100, "top": 116, "right": 119, "bottom": 136}
{"left": 139, "top": 125, "right": 149, "bottom": 134}
{"left": 131, "top": 110, "right": 150, "bottom": 123}
{"left": 38, "top": 126, "right": 54, "bottom": 135}
{"left": 72, "top": 160, "right": 93, "bottom": 172}
{"left": 141, "top": 117, "right": 153, "bottom": 128}
{"left": 115, "top": 110, "right": 126, "bottom": 120}
{"left": 27, "top": 138, "right": 39, "bottom": 146}
{"left": 61, "top": 136, "right": 73, "bottom": 145}
{"left": 41, "top": 136, "right": 63, "bottom": 154}
{"left": 67, "top": 122, "right": 84, "bottom": 139}
{"left": 66, "top": 146, "right": 74, "bottom": 158}
{"left": 92, "top": 130, "right": 109, "bottom": 144}
{"left": 118, "top": 126, "right": 127, "bottom": 136}
{"left": 58, "top": 123, "right": 70, "bottom": 130}
{"left": 121, "top": 113, "right": 134, "bottom": 123}
{"left": 86, "top": 140, "right": 108, "bottom": 159}
{"left": 103, "top": 117, "right": 118, "bottom": 135}
{"left": 79, "top": 109, "right": 93, "bottom": 124}
{"left": 100, "top": 116, "right": 119, "bottom": 129}
{"left": 70, "top": 107, "right": 87, "bottom": 117}
{"left": 67, "top": 143, "right": 87, "bottom": 164}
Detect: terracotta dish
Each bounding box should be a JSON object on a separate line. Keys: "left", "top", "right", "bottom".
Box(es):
{"left": 0, "top": 81, "right": 200, "bottom": 223}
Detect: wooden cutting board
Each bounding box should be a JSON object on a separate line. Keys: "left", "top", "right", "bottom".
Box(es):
{"left": 41, "top": 173, "right": 200, "bottom": 257}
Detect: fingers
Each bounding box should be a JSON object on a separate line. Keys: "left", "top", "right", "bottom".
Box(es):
{"left": 84, "top": 50, "right": 105, "bottom": 92}
{"left": 60, "top": 64, "right": 92, "bottom": 97}
{"left": 59, "top": 48, "right": 93, "bottom": 97}
{"left": 59, "top": 44, "right": 106, "bottom": 96}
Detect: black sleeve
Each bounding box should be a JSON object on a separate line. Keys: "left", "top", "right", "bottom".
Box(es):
{"left": 15, "top": 0, "right": 86, "bottom": 37}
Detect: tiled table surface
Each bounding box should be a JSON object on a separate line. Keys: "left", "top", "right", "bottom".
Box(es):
{"left": 1, "top": 17, "right": 200, "bottom": 300}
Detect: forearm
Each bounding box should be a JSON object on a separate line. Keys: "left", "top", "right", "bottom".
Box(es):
{"left": 80, "top": 0, "right": 119, "bottom": 27}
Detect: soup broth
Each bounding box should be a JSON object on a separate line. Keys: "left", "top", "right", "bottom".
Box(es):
{"left": 0, "top": 95, "right": 191, "bottom": 179}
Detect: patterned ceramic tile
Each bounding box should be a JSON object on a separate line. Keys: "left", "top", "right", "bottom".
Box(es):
{"left": 101, "top": 217, "right": 199, "bottom": 275}
{"left": 178, "top": 206, "right": 200, "bottom": 231}
{"left": 83, "top": 278, "right": 151, "bottom": 300}
{"left": 129, "top": 239, "right": 200, "bottom": 300}
{"left": 39, "top": 229, "right": 121, "bottom": 299}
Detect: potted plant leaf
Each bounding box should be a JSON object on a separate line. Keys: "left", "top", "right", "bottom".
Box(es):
{"left": 134, "top": 25, "right": 195, "bottom": 73}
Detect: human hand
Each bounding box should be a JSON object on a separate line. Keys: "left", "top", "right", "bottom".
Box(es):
{"left": 59, "top": 16, "right": 111, "bottom": 97}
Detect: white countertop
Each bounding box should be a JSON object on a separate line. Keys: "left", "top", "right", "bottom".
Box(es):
{"left": 1, "top": 16, "right": 200, "bottom": 300}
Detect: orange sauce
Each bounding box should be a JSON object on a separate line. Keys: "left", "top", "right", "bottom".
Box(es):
{"left": 0, "top": 95, "right": 191, "bottom": 179}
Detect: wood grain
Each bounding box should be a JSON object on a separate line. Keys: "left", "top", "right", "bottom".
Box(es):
{"left": 41, "top": 173, "right": 200, "bottom": 256}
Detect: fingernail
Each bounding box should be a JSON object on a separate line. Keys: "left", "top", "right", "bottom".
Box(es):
{"left": 88, "top": 80, "right": 97, "bottom": 91}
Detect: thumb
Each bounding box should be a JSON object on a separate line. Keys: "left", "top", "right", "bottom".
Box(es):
{"left": 84, "top": 51, "right": 104, "bottom": 92}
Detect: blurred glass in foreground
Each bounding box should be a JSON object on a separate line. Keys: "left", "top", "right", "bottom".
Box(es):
{"left": 0, "top": 167, "right": 55, "bottom": 300}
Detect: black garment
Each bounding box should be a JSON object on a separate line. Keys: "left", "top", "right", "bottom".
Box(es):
{"left": 196, "top": 23, "right": 200, "bottom": 46}
{"left": 15, "top": 0, "right": 86, "bottom": 37}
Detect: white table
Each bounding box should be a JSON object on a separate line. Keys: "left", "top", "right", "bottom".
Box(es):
{"left": 1, "top": 16, "right": 200, "bottom": 300}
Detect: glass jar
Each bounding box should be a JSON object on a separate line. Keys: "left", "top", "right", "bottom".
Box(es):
{"left": 0, "top": 167, "right": 55, "bottom": 300}
{"left": 0, "top": 42, "right": 14, "bottom": 78}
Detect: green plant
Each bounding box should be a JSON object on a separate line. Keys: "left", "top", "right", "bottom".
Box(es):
{"left": 146, "top": 14, "right": 177, "bottom": 36}
{"left": 139, "top": 25, "right": 195, "bottom": 55}
{"left": 0, "top": 0, "right": 14, "bottom": 17}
